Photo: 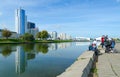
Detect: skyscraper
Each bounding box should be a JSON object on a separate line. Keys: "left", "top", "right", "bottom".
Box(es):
{"left": 15, "top": 8, "right": 27, "bottom": 35}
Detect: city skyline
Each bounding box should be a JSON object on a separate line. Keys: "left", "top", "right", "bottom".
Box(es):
{"left": 0, "top": 0, "right": 120, "bottom": 38}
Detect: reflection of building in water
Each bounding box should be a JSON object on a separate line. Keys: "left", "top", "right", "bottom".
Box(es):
{"left": 15, "top": 46, "right": 27, "bottom": 74}
{"left": 76, "top": 42, "right": 90, "bottom": 46}
{"left": 48, "top": 43, "right": 57, "bottom": 51}
{"left": 57, "top": 43, "right": 71, "bottom": 49}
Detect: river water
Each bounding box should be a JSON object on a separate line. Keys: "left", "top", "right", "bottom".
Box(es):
{"left": 0, "top": 42, "right": 90, "bottom": 77}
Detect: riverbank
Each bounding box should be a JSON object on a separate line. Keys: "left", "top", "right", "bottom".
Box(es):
{"left": 0, "top": 39, "right": 73, "bottom": 44}
{"left": 57, "top": 51, "right": 95, "bottom": 77}
{"left": 57, "top": 43, "right": 120, "bottom": 77}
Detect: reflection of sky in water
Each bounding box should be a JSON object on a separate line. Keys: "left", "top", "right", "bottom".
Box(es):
{"left": 0, "top": 42, "right": 88, "bottom": 77}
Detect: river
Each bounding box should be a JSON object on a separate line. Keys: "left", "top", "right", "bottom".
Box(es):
{"left": 0, "top": 42, "right": 90, "bottom": 77}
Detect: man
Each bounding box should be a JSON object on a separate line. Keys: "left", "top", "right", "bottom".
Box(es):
{"left": 101, "top": 35, "right": 105, "bottom": 48}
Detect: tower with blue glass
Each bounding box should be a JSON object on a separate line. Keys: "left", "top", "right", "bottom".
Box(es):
{"left": 15, "top": 8, "right": 27, "bottom": 35}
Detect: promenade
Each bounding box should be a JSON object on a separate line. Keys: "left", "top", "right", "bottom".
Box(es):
{"left": 97, "top": 43, "right": 120, "bottom": 77}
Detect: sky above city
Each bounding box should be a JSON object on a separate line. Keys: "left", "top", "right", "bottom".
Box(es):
{"left": 0, "top": 0, "right": 120, "bottom": 38}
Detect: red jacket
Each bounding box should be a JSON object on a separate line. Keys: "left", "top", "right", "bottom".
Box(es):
{"left": 101, "top": 37, "right": 104, "bottom": 43}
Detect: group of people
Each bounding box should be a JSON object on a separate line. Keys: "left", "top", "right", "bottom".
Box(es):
{"left": 89, "top": 35, "right": 116, "bottom": 55}
{"left": 101, "top": 35, "right": 116, "bottom": 53}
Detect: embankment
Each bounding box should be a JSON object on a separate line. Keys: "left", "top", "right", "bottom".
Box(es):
{"left": 57, "top": 51, "right": 95, "bottom": 77}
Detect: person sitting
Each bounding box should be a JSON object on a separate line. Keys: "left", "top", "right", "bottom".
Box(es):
{"left": 110, "top": 38, "right": 116, "bottom": 52}
{"left": 105, "top": 38, "right": 112, "bottom": 53}
{"left": 89, "top": 39, "right": 99, "bottom": 55}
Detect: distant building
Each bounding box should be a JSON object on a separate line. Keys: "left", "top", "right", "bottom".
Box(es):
{"left": 15, "top": 8, "right": 27, "bottom": 35}
{"left": 26, "top": 22, "right": 39, "bottom": 37}
{"left": 66, "top": 35, "right": 72, "bottom": 40}
{"left": 59, "top": 33, "right": 66, "bottom": 40}
{"left": 76, "top": 37, "right": 90, "bottom": 41}
{"left": 27, "top": 22, "right": 35, "bottom": 29}
{"left": 52, "top": 31, "right": 57, "bottom": 40}
{"left": 49, "top": 31, "right": 57, "bottom": 40}
{"left": 0, "top": 29, "right": 17, "bottom": 38}
{"left": 28, "top": 28, "right": 39, "bottom": 37}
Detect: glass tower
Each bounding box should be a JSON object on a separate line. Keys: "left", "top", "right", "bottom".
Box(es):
{"left": 15, "top": 8, "right": 27, "bottom": 35}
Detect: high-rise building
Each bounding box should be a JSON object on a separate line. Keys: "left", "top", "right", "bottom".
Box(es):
{"left": 15, "top": 8, "right": 27, "bottom": 35}
{"left": 48, "top": 31, "right": 57, "bottom": 40}
{"left": 26, "top": 22, "right": 39, "bottom": 37}
{"left": 27, "top": 22, "right": 35, "bottom": 29}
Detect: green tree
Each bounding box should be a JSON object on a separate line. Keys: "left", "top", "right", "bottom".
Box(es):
{"left": 36, "top": 30, "right": 49, "bottom": 40}
{"left": 36, "top": 32, "right": 42, "bottom": 39}
{"left": 41, "top": 30, "right": 49, "bottom": 40}
{"left": 2, "top": 29, "right": 12, "bottom": 39}
{"left": 22, "top": 33, "right": 35, "bottom": 41}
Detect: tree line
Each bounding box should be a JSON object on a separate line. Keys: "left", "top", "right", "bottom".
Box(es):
{"left": 1, "top": 29, "right": 49, "bottom": 41}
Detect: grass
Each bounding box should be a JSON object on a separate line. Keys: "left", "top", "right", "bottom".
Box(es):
{"left": 0, "top": 39, "right": 73, "bottom": 44}
{"left": 80, "top": 58, "right": 86, "bottom": 60}
{"left": 91, "top": 67, "right": 97, "bottom": 73}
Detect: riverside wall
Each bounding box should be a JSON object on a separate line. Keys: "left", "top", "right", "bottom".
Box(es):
{"left": 57, "top": 51, "right": 95, "bottom": 77}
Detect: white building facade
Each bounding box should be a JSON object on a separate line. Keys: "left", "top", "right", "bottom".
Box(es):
{"left": 59, "top": 33, "right": 66, "bottom": 40}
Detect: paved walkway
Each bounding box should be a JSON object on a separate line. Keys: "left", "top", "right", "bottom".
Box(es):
{"left": 97, "top": 50, "right": 120, "bottom": 77}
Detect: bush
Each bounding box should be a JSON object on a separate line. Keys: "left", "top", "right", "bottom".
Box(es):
{"left": 21, "top": 33, "right": 35, "bottom": 41}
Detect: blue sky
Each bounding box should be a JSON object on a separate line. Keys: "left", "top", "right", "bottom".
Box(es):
{"left": 0, "top": 0, "right": 120, "bottom": 38}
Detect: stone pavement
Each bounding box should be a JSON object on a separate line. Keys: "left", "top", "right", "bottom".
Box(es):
{"left": 97, "top": 49, "right": 120, "bottom": 77}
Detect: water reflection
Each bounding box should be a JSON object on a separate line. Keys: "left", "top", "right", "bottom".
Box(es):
{"left": 22, "top": 44, "right": 34, "bottom": 52}
{"left": 35, "top": 44, "right": 49, "bottom": 54}
{"left": 48, "top": 43, "right": 57, "bottom": 50}
{"left": 2, "top": 46, "right": 12, "bottom": 57}
{"left": 76, "top": 42, "right": 90, "bottom": 46}
{"left": 16, "top": 46, "right": 27, "bottom": 74}
{"left": 0, "top": 45, "right": 16, "bottom": 57}
{"left": 0, "top": 42, "right": 74, "bottom": 76}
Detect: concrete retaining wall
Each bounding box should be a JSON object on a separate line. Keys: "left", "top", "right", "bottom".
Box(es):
{"left": 57, "top": 51, "right": 95, "bottom": 77}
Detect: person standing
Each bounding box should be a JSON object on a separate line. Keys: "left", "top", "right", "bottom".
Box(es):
{"left": 101, "top": 35, "right": 105, "bottom": 48}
